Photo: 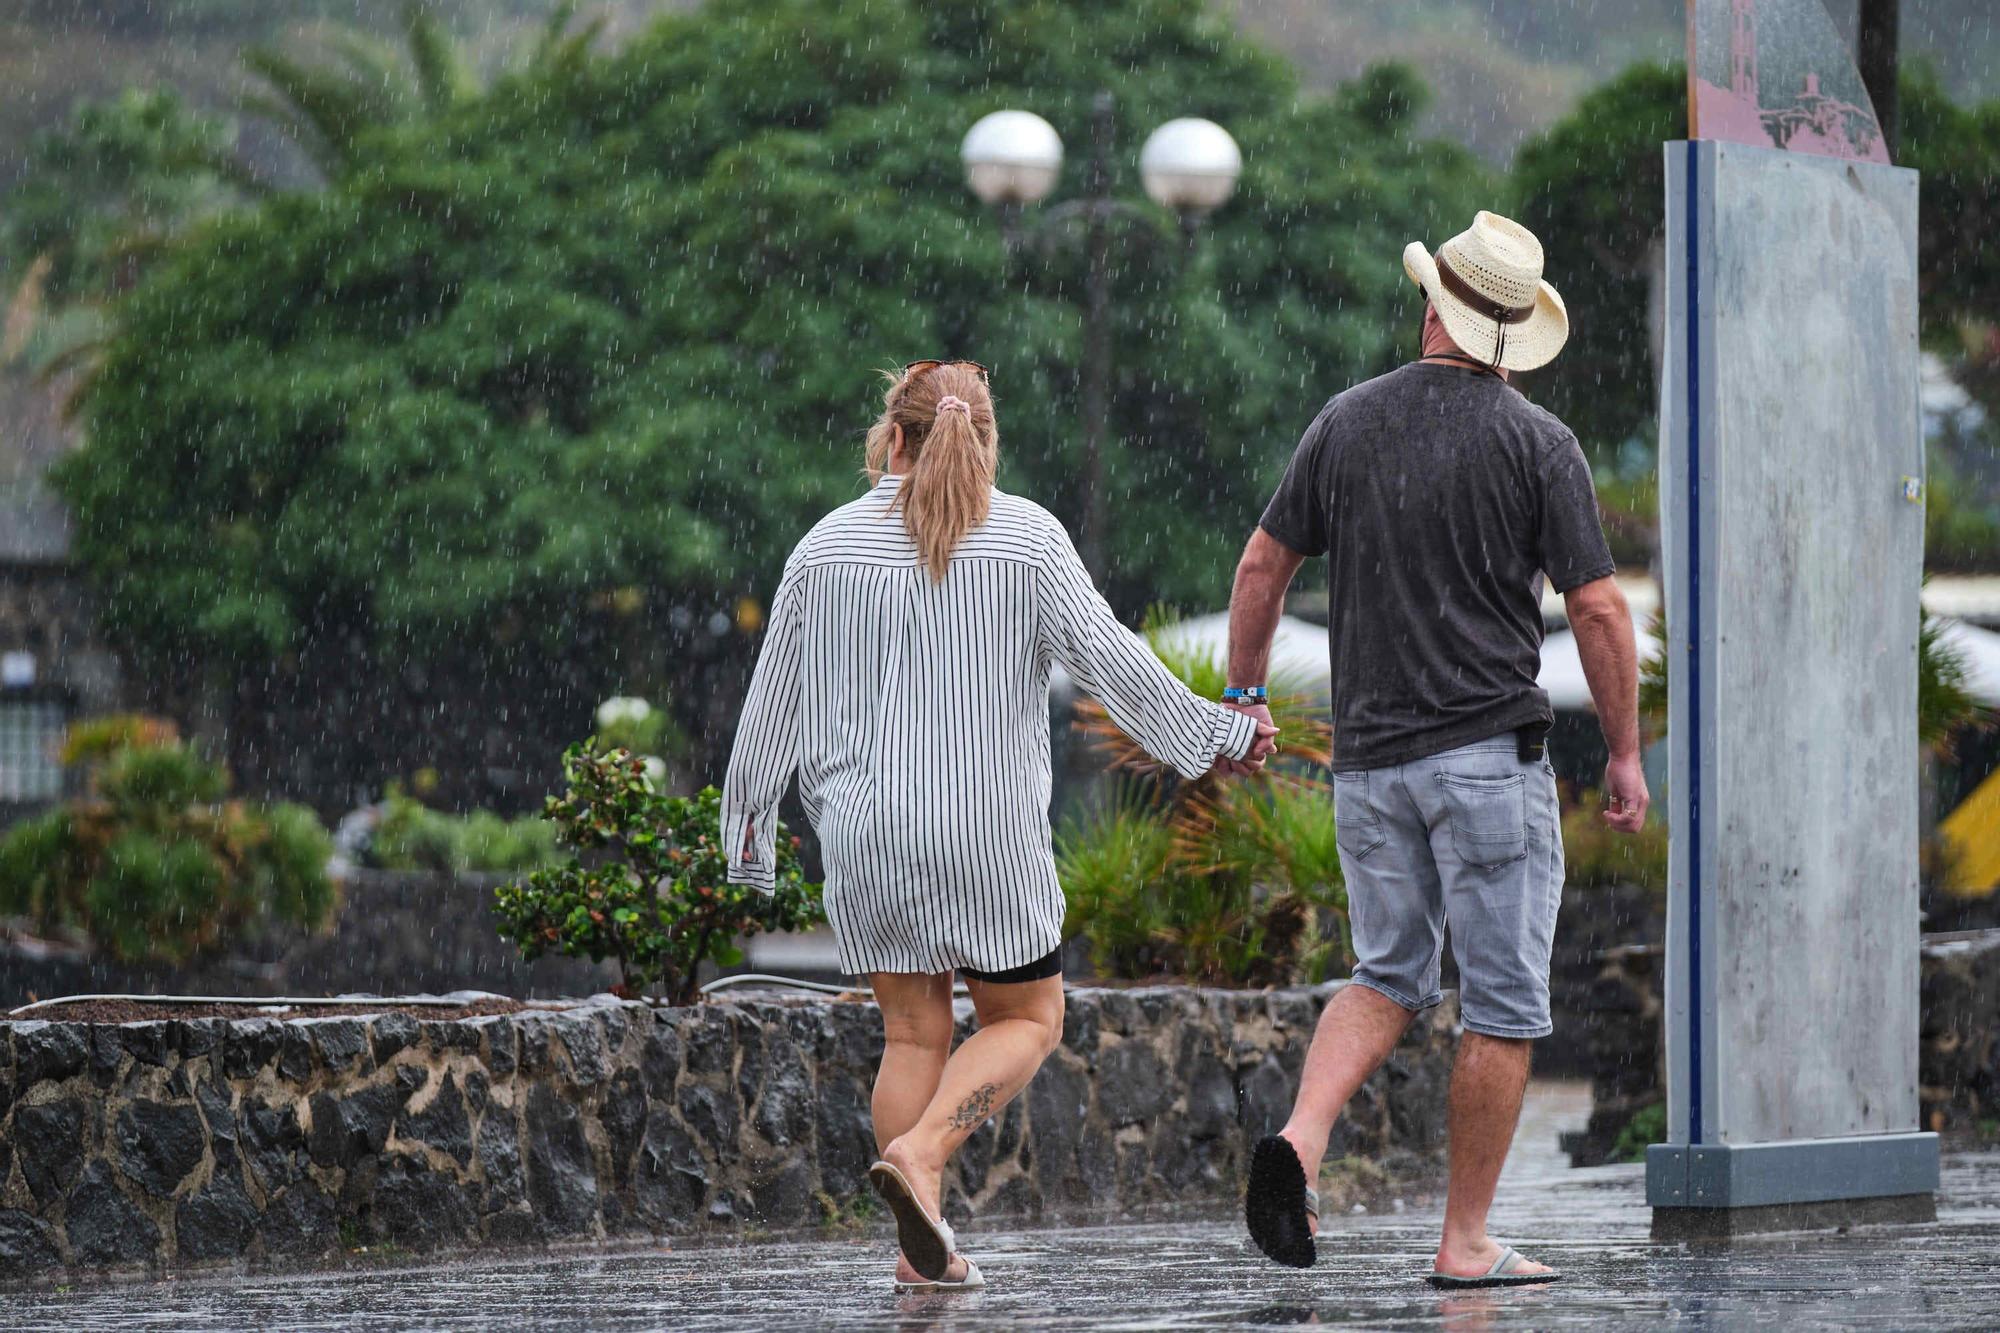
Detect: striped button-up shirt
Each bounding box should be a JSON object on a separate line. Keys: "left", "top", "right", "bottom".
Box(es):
{"left": 723, "top": 476, "right": 1257, "bottom": 977}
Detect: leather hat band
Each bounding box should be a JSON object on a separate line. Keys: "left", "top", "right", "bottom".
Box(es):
{"left": 1435, "top": 252, "right": 1536, "bottom": 325}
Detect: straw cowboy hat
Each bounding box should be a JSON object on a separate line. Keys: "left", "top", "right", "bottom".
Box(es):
{"left": 1403, "top": 211, "right": 1569, "bottom": 372}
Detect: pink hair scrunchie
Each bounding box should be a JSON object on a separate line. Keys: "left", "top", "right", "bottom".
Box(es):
{"left": 935, "top": 395, "right": 971, "bottom": 417}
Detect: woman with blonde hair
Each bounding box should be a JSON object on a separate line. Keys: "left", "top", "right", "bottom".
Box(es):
{"left": 723, "top": 359, "right": 1276, "bottom": 1290}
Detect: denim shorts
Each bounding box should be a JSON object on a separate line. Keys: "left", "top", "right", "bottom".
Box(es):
{"left": 1334, "top": 735, "right": 1564, "bottom": 1039}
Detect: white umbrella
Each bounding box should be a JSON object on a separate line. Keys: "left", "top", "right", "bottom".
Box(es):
{"left": 1936, "top": 617, "right": 2000, "bottom": 709}
{"left": 1048, "top": 611, "right": 1330, "bottom": 697}
{"left": 1536, "top": 617, "right": 2000, "bottom": 714}
{"left": 1536, "top": 626, "right": 1664, "bottom": 712}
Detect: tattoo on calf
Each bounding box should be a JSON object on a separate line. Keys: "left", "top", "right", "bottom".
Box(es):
{"left": 948, "top": 1082, "right": 1000, "bottom": 1131}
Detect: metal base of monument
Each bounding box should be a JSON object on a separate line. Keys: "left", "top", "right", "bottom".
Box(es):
{"left": 1650, "top": 1193, "right": 1936, "bottom": 1241}
{"left": 1647, "top": 1132, "right": 1940, "bottom": 1239}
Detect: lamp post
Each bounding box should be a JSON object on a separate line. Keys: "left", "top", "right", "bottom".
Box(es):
{"left": 962, "top": 98, "right": 1241, "bottom": 578}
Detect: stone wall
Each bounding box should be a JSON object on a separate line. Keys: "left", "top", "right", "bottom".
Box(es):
{"left": 0, "top": 982, "right": 1458, "bottom": 1281}
{"left": 1564, "top": 929, "right": 2000, "bottom": 1164}
{"left": 1920, "top": 931, "right": 2000, "bottom": 1134}
{"left": 1558, "top": 944, "right": 1665, "bottom": 1166}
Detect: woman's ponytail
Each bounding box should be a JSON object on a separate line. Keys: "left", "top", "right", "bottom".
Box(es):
{"left": 864, "top": 363, "right": 998, "bottom": 581}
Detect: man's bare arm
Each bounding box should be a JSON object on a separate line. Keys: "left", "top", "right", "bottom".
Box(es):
{"left": 1564, "top": 574, "right": 1648, "bottom": 830}
{"left": 1228, "top": 528, "right": 1306, "bottom": 686}
{"left": 1213, "top": 529, "right": 1306, "bottom": 775}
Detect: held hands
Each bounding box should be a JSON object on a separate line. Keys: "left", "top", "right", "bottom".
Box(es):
{"left": 1601, "top": 752, "right": 1650, "bottom": 832}
{"left": 1212, "top": 702, "right": 1280, "bottom": 778}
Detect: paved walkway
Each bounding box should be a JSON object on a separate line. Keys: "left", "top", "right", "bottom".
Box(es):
{"left": 7, "top": 1085, "right": 1999, "bottom": 1330}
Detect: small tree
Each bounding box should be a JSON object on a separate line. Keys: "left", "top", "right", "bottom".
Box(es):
{"left": 492, "top": 744, "right": 822, "bottom": 1004}
{"left": 0, "top": 716, "right": 335, "bottom": 964}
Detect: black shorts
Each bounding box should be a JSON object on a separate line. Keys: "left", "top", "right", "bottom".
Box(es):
{"left": 959, "top": 946, "right": 1063, "bottom": 984}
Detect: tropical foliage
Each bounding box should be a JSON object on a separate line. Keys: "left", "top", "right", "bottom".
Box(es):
{"left": 1059, "top": 617, "right": 1345, "bottom": 986}
{"left": 239, "top": 1, "right": 601, "bottom": 183}
{"left": 0, "top": 716, "right": 334, "bottom": 963}
{"left": 0, "top": 88, "right": 246, "bottom": 310}
{"left": 492, "top": 745, "right": 822, "bottom": 1004}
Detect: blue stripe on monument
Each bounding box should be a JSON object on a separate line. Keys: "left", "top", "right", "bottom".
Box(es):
{"left": 1685, "top": 138, "right": 1705, "bottom": 1148}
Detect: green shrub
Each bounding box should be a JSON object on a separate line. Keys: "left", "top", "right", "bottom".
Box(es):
{"left": 1561, "top": 798, "right": 1669, "bottom": 893}
{"left": 1612, "top": 1102, "right": 1667, "bottom": 1163}
{"left": 1059, "top": 609, "right": 1347, "bottom": 987}
{"left": 1061, "top": 777, "right": 1348, "bottom": 988}
{"left": 253, "top": 800, "right": 346, "bottom": 923}
{"left": 98, "top": 739, "right": 228, "bottom": 809}
{"left": 1057, "top": 794, "right": 1179, "bottom": 981}
{"left": 86, "top": 831, "right": 225, "bottom": 963}
{"left": 368, "top": 785, "right": 557, "bottom": 874}
{"left": 0, "top": 721, "right": 335, "bottom": 964}
{"left": 492, "top": 744, "right": 823, "bottom": 1004}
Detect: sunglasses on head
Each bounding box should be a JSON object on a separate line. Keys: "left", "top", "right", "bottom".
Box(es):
{"left": 902, "top": 358, "right": 990, "bottom": 385}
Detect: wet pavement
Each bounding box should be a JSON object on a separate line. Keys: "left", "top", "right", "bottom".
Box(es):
{"left": 7, "top": 1084, "right": 1999, "bottom": 1331}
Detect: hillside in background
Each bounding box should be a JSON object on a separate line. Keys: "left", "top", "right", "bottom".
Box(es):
{"left": 1, "top": 1, "right": 1993, "bottom": 190}
{"left": 1231, "top": 0, "right": 1998, "bottom": 162}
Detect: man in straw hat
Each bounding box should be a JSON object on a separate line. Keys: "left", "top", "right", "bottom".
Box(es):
{"left": 1222, "top": 210, "right": 1647, "bottom": 1287}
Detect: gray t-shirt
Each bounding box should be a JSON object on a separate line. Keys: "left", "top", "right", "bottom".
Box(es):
{"left": 1259, "top": 362, "right": 1615, "bottom": 770}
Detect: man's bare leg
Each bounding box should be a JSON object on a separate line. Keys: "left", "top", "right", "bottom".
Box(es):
{"left": 1433, "top": 1032, "right": 1552, "bottom": 1278}
{"left": 1276, "top": 984, "right": 1415, "bottom": 1234}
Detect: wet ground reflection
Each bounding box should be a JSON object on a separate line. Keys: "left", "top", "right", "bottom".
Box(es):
{"left": 6, "top": 1086, "right": 1998, "bottom": 1330}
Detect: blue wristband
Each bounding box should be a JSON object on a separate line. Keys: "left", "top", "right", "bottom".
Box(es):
{"left": 1223, "top": 686, "right": 1268, "bottom": 703}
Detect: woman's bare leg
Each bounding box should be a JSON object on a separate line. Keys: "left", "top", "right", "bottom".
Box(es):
{"left": 869, "top": 971, "right": 955, "bottom": 1150}
{"left": 868, "top": 971, "right": 959, "bottom": 1283}
{"left": 879, "top": 974, "right": 1064, "bottom": 1249}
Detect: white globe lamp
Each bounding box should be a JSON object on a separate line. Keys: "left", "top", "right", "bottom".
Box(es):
{"left": 961, "top": 109, "right": 1065, "bottom": 207}
{"left": 1139, "top": 117, "right": 1242, "bottom": 215}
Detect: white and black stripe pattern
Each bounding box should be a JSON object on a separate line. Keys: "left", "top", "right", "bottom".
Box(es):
{"left": 722, "top": 475, "right": 1257, "bottom": 977}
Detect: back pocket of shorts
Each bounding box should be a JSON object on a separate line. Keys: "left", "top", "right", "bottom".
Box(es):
{"left": 1437, "top": 773, "right": 1527, "bottom": 868}
{"left": 1333, "top": 771, "right": 1385, "bottom": 860}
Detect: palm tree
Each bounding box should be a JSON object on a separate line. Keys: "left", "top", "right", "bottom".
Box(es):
{"left": 241, "top": 1, "right": 602, "bottom": 182}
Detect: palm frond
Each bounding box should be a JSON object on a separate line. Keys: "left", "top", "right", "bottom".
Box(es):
{"left": 1071, "top": 607, "right": 1333, "bottom": 777}
{"left": 1172, "top": 776, "right": 1342, "bottom": 901}
{"left": 530, "top": 2, "right": 606, "bottom": 73}
{"left": 160, "top": 138, "right": 273, "bottom": 198}
{"left": 325, "top": 30, "right": 416, "bottom": 101}
{"left": 1637, "top": 613, "right": 1668, "bottom": 735}
{"left": 1919, "top": 601, "right": 1987, "bottom": 752}
{"left": 239, "top": 46, "right": 383, "bottom": 176}
{"left": 403, "top": 2, "right": 473, "bottom": 113}
{"left": 2, "top": 256, "right": 50, "bottom": 366}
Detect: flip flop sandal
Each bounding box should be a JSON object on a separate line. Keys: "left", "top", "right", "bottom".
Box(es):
{"left": 1244, "top": 1135, "right": 1319, "bottom": 1268}
{"left": 1427, "top": 1246, "right": 1562, "bottom": 1289}
{"left": 894, "top": 1256, "right": 986, "bottom": 1293}
{"left": 869, "top": 1159, "right": 955, "bottom": 1281}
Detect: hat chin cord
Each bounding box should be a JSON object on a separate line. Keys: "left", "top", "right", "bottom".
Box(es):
{"left": 1432, "top": 250, "right": 1533, "bottom": 372}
